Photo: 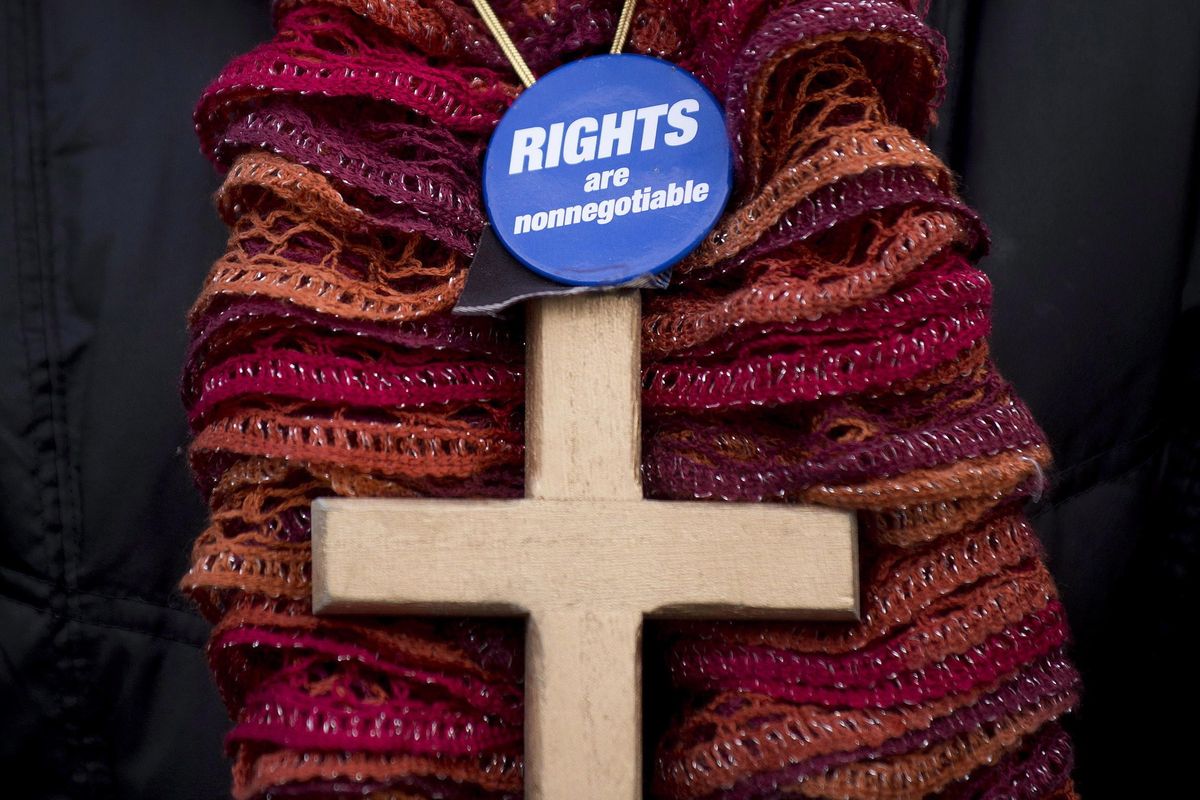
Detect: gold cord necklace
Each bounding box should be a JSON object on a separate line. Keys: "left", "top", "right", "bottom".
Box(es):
{"left": 470, "top": 0, "right": 639, "bottom": 88}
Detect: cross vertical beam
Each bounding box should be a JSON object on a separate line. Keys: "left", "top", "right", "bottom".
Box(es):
{"left": 526, "top": 291, "right": 644, "bottom": 796}
{"left": 526, "top": 291, "right": 642, "bottom": 502}
{"left": 313, "top": 293, "right": 859, "bottom": 800}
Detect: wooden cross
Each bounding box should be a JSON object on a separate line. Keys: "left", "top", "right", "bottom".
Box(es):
{"left": 313, "top": 291, "right": 858, "bottom": 799}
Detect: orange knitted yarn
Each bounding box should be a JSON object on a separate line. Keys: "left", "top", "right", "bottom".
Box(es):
{"left": 231, "top": 747, "right": 522, "bottom": 800}
{"left": 643, "top": 207, "right": 972, "bottom": 358}
{"left": 188, "top": 6, "right": 529, "bottom": 783}
{"left": 191, "top": 403, "right": 521, "bottom": 480}
{"left": 788, "top": 694, "right": 1075, "bottom": 799}
{"left": 803, "top": 447, "right": 1050, "bottom": 508}
{"left": 633, "top": 2, "right": 1076, "bottom": 797}
{"left": 197, "top": 178, "right": 471, "bottom": 324}
{"left": 682, "top": 49, "right": 948, "bottom": 273}
{"left": 655, "top": 675, "right": 1077, "bottom": 799}
{"left": 184, "top": 2, "right": 1079, "bottom": 798}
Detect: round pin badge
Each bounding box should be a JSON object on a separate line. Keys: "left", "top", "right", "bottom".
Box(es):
{"left": 482, "top": 54, "right": 732, "bottom": 286}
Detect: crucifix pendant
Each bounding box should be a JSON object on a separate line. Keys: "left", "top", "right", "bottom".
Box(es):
{"left": 313, "top": 292, "right": 858, "bottom": 798}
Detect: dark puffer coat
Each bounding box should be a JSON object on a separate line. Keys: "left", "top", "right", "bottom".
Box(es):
{"left": 2, "top": 1, "right": 1196, "bottom": 797}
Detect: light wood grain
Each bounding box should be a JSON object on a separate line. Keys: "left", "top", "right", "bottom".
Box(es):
{"left": 313, "top": 498, "right": 857, "bottom": 618}
{"left": 526, "top": 291, "right": 642, "bottom": 501}
{"left": 525, "top": 609, "right": 642, "bottom": 798}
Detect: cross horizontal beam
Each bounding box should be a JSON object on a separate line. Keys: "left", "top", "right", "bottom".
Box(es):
{"left": 313, "top": 497, "right": 856, "bottom": 799}
{"left": 314, "top": 498, "right": 857, "bottom": 617}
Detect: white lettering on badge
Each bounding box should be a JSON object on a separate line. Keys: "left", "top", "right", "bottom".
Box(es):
{"left": 508, "top": 98, "right": 701, "bottom": 175}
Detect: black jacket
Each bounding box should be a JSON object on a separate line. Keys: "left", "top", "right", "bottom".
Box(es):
{"left": 2, "top": 1, "right": 1197, "bottom": 797}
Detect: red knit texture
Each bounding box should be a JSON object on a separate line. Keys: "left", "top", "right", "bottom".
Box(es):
{"left": 181, "top": 2, "right": 1079, "bottom": 798}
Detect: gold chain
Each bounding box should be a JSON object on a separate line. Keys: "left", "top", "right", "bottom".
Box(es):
{"left": 470, "top": 0, "right": 638, "bottom": 89}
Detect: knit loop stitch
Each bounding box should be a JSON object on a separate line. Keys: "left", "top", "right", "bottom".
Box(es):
{"left": 183, "top": 1, "right": 1079, "bottom": 798}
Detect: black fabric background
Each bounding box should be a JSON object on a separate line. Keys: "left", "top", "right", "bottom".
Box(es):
{"left": 2, "top": 1, "right": 1197, "bottom": 797}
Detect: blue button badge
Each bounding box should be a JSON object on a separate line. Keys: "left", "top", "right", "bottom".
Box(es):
{"left": 482, "top": 54, "right": 732, "bottom": 286}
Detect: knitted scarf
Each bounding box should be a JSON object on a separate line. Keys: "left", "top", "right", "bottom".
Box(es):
{"left": 182, "top": 2, "right": 1079, "bottom": 798}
